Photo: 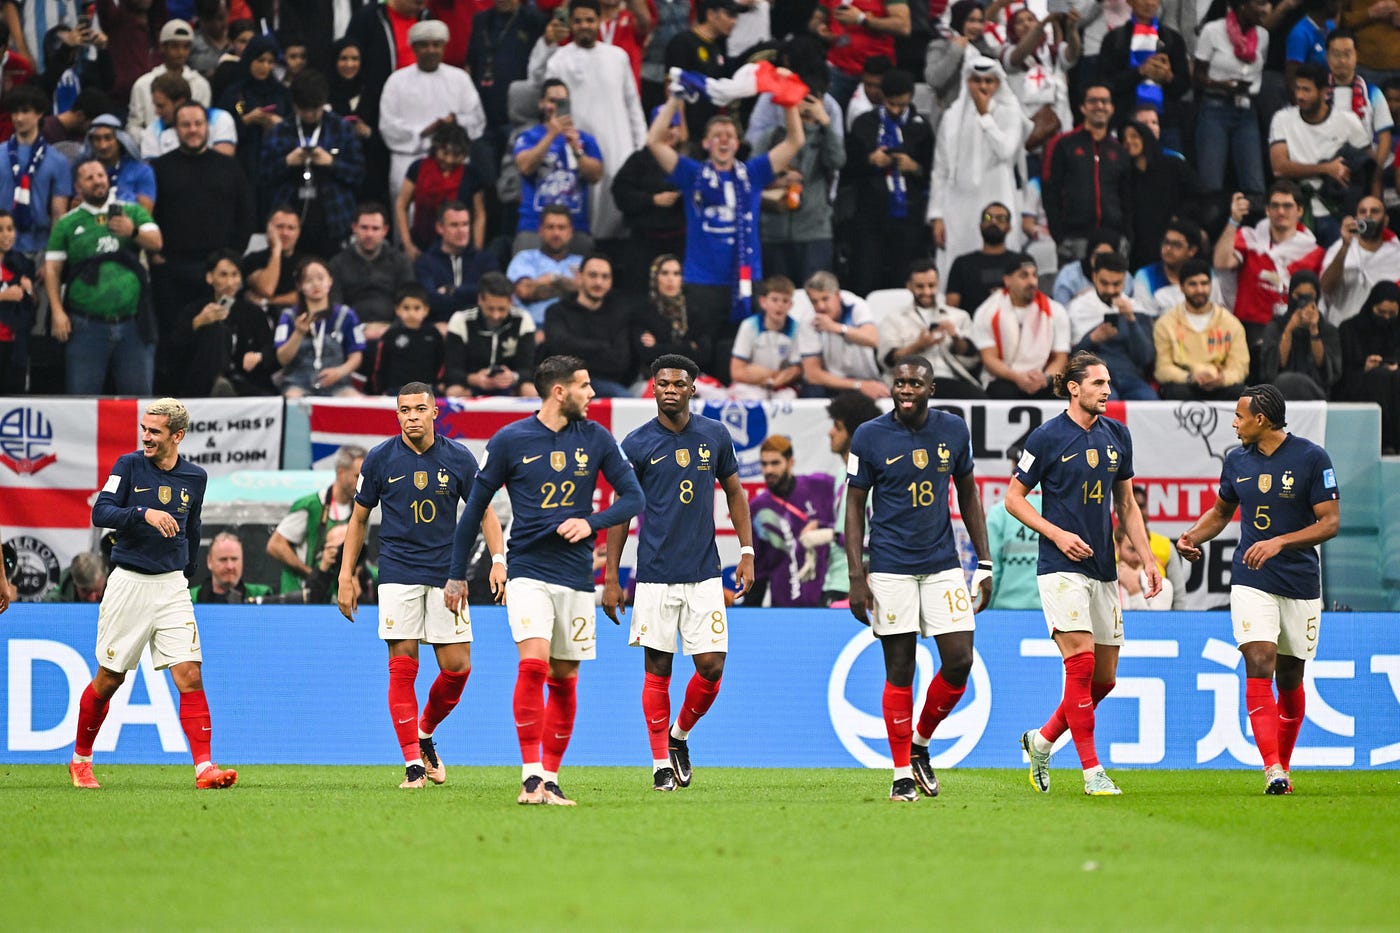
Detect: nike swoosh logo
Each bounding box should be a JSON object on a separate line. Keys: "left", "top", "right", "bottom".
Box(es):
{"left": 1247, "top": 706, "right": 1264, "bottom": 716}
{"left": 650, "top": 455, "right": 668, "bottom": 464}
{"left": 1061, "top": 453, "right": 1079, "bottom": 462}
{"left": 134, "top": 486, "right": 151, "bottom": 492}
{"left": 553, "top": 733, "right": 570, "bottom": 740}
{"left": 893, "top": 717, "right": 911, "bottom": 724}
{"left": 515, "top": 721, "right": 535, "bottom": 728}
{"left": 649, "top": 716, "right": 666, "bottom": 724}
{"left": 1077, "top": 701, "right": 1093, "bottom": 708}
{"left": 85, "top": 726, "right": 100, "bottom": 732}
{"left": 1237, "top": 477, "right": 1251, "bottom": 482}
{"left": 397, "top": 717, "right": 413, "bottom": 724}
{"left": 885, "top": 455, "right": 904, "bottom": 464}
{"left": 387, "top": 475, "right": 405, "bottom": 484}
{"left": 523, "top": 455, "right": 543, "bottom": 464}
{"left": 201, "top": 726, "right": 211, "bottom": 731}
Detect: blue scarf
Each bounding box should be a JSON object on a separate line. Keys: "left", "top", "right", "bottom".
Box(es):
{"left": 877, "top": 106, "right": 908, "bottom": 220}
{"left": 701, "top": 159, "right": 759, "bottom": 323}
{"left": 8, "top": 136, "right": 46, "bottom": 232}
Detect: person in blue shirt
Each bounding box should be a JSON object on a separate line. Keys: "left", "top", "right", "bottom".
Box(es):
{"left": 68, "top": 398, "right": 238, "bottom": 792}
{"left": 1005, "top": 350, "right": 1160, "bottom": 798}
{"left": 1, "top": 85, "right": 73, "bottom": 257}
{"left": 336, "top": 383, "right": 507, "bottom": 790}
{"left": 602, "top": 353, "right": 756, "bottom": 792}
{"left": 446, "top": 354, "right": 644, "bottom": 805}
{"left": 845, "top": 356, "right": 994, "bottom": 803}
{"left": 513, "top": 80, "right": 604, "bottom": 235}
{"left": 1284, "top": 0, "right": 1337, "bottom": 89}
{"left": 1176, "top": 384, "right": 1340, "bottom": 796}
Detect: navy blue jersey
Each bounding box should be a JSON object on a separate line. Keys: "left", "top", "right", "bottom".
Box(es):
{"left": 1013, "top": 412, "right": 1134, "bottom": 582}
{"left": 355, "top": 435, "right": 481, "bottom": 587}
{"left": 1217, "top": 434, "right": 1338, "bottom": 599}
{"left": 93, "top": 451, "right": 206, "bottom": 578}
{"left": 621, "top": 414, "right": 739, "bottom": 584}
{"left": 450, "top": 415, "right": 644, "bottom": 590}
{"left": 847, "top": 410, "right": 973, "bottom": 575}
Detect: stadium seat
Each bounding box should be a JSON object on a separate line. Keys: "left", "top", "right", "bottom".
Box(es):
{"left": 863, "top": 289, "right": 908, "bottom": 327}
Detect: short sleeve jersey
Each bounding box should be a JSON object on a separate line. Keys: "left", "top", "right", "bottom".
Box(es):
{"left": 355, "top": 435, "right": 481, "bottom": 587}
{"left": 669, "top": 153, "right": 775, "bottom": 287}
{"left": 730, "top": 312, "right": 808, "bottom": 369}
{"left": 621, "top": 413, "right": 738, "bottom": 584}
{"left": 46, "top": 202, "right": 156, "bottom": 319}
{"left": 1013, "top": 411, "right": 1134, "bottom": 582}
{"left": 513, "top": 124, "right": 603, "bottom": 233}
{"left": 847, "top": 409, "right": 973, "bottom": 575}
{"left": 1217, "top": 434, "right": 1338, "bottom": 599}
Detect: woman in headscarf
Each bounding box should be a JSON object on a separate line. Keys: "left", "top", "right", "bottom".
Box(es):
{"left": 631, "top": 254, "right": 712, "bottom": 378}
{"left": 1337, "top": 280, "right": 1400, "bottom": 452}
{"left": 217, "top": 33, "right": 290, "bottom": 219}
{"left": 1259, "top": 269, "right": 1342, "bottom": 399}
{"left": 1121, "top": 118, "right": 1198, "bottom": 269}
{"left": 924, "top": 1, "right": 998, "bottom": 118}
{"left": 328, "top": 37, "right": 373, "bottom": 145}
{"left": 928, "top": 55, "right": 1031, "bottom": 280}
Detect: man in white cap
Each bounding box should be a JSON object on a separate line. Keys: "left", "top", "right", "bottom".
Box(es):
{"left": 379, "top": 19, "right": 487, "bottom": 199}
{"left": 126, "top": 19, "right": 212, "bottom": 139}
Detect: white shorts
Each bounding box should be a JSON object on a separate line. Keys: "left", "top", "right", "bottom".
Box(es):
{"left": 505, "top": 577, "right": 597, "bottom": 661}
{"left": 630, "top": 579, "right": 729, "bottom": 655}
{"left": 1037, "top": 572, "right": 1124, "bottom": 646}
{"left": 378, "top": 583, "right": 471, "bottom": 644}
{"left": 96, "top": 567, "right": 202, "bottom": 672}
{"left": 868, "top": 569, "right": 976, "bottom": 638}
{"left": 1230, "top": 585, "right": 1322, "bottom": 661}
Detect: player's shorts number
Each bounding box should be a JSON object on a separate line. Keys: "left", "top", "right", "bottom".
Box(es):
{"left": 942, "top": 588, "right": 970, "bottom": 614}
{"left": 540, "top": 481, "right": 577, "bottom": 509}
{"left": 1081, "top": 480, "right": 1104, "bottom": 504}
{"left": 185, "top": 621, "right": 198, "bottom": 646}
{"left": 710, "top": 610, "right": 725, "bottom": 634}
{"left": 1305, "top": 615, "right": 1318, "bottom": 643}
{"left": 907, "top": 480, "right": 936, "bottom": 507}
{"left": 1253, "top": 505, "right": 1271, "bottom": 531}
{"left": 410, "top": 498, "right": 437, "bottom": 524}
{"left": 679, "top": 479, "right": 695, "bottom": 504}
{"left": 570, "top": 616, "right": 589, "bottom": 642}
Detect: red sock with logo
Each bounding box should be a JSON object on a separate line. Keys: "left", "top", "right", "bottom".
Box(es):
{"left": 74, "top": 684, "right": 111, "bottom": 758}
{"left": 541, "top": 675, "right": 578, "bottom": 773}
{"left": 882, "top": 682, "right": 914, "bottom": 768}
{"left": 1246, "top": 677, "right": 1281, "bottom": 768}
{"left": 1276, "top": 684, "right": 1306, "bottom": 771}
{"left": 419, "top": 669, "right": 470, "bottom": 736}
{"left": 642, "top": 673, "right": 671, "bottom": 761}
{"left": 1039, "top": 678, "right": 1114, "bottom": 744}
{"left": 1059, "top": 652, "right": 1099, "bottom": 769}
{"left": 915, "top": 671, "right": 966, "bottom": 740}
{"left": 179, "top": 689, "right": 213, "bottom": 765}
{"left": 676, "top": 672, "right": 721, "bottom": 732}
{"left": 387, "top": 656, "right": 420, "bottom": 763}
{"left": 514, "top": 658, "right": 549, "bottom": 766}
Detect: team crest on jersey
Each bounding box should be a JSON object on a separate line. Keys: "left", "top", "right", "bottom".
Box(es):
{"left": 574, "top": 448, "right": 589, "bottom": 476}
{"left": 1086, "top": 449, "right": 1099, "bottom": 469}
{"left": 551, "top": 451, "right": 566, "bottom": 472}
{"left": 937, "top": 443, "right": 950, "bottom": 462}
{"left": 438, "top": 469, "right": 449, "bottom": 486}
{"left": 676, "top": 448, "right": 690, "bottom": 467}
{"left": 1106, "top": 445, "right": 1119, "bottom": 470}
{"left": 697, "top": 445, "right": 712, "bottom": 470}
{"left": 1258, "top": 474, "right": 1272, "bottom": 493}
{"left": 1281, "top": 471, "right": 1295, "bottom": 496}
{"left": 180, "top": 488, "right": 189, "bottom": 504}
{"left": 158, "top": 485, "right": 171, "bottom": 504}
{"left": 913, "top": 448, "right": 929, "bottom": 469}
{"left": 414, "top": 471, "right": 428, "bottom": 489}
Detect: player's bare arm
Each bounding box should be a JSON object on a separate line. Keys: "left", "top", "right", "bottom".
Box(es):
{"left": 1176, "top": 497, "right": 1239, "bottom": 562}
{"left": 602, "top": 521, "right": 631, "bottom": 624}
{"left": 1005, "top": 476, "right": 1093, "bottom": 561}
{"left": 481, "top": 506, "right": 507, "bottom": 604}
{"left": 1241, "top": 498, "right": 1340, "bottom": 570}
{"left": 844, "top": 485, "right": 871, "bottom": 625}
{"left": 1113, "top": 478, "right": 1161, "bottom": 598}
{"left": 722, "top": 473, "right": 756, "bottom": 597}
{"left": 953, "top": 471, "right": 994, "bottom": 611}
{"left": 337, "top": 502, "right": 374, "bottom": 621}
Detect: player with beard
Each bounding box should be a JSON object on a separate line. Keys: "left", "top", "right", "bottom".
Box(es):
{"left": 845, "top": 356, "right": 993, "bottom": 802}
{"left": 603, "top": 354, "right": 755, "bottom": 791}
{"left": 445, "top": 355, "right": 643, "bottom": 805}
{"left": 748, "top": 436, "right": 837, "bottom": 607}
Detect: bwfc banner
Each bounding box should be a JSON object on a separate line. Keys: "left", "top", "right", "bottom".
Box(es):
{"left": 0, "top": 398, "right": 282, "bottom": 601}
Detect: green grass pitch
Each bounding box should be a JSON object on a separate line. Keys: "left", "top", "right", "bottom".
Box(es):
{"left": 3, "top": 765, "right": 1397, "bottom": 931}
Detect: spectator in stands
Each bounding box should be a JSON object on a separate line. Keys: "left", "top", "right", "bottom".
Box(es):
{"left": 379, "top": 20, "right": 486, "bottom": 198}
{"left": 414, "top": 199, "right": 501, "bottom": 325}
{"left": 641, "top": 0, "right": 691, "bottom": 110}
{"left": 747, "top": 435, "right": 836, "bottom": 608}
{"left": 1000, "top": 6, "right": 1078, "bottom": 168}
{"left": 272, "top": 257, "right": 366, "bottom": 398}
{"left": 96, "top": 0, "right": 163, "bottom": 110}
{"left": 395, "top": 122, "right": 489, "bottom": 261}
{"left": 1045, "top": 83, "right": 1129, "bottom": 265}
{"left": 373, "top": 284, "right": 444, "bottom": 394}
{"left": 267, "top": 444, "right": 366, "bottom": 594}
{"left": 244, "top": 206, "right": 305, "bottom": 312}
{"left": 42, "top": 551, "right": 107, "bottom": 603}
{"left": 877, "top": 258, "right": 983, "bottom": 398}
{"left": 541, "top": 252, "right": 637, "bottom": 396}
{"left": 1122, "top": 119, "right": 1199, "bottom": 270}
{"left": 929, "top": 56, "right": 1027, "bottom": 279}
{"left": 1338, "top": 280, "right": 1400, "bottom": 452}
{"left": 943, "top": 202, "right": 1020, "bottom": 312}
{"left": 189, "top": 0, "right": 232, "bottom": 77}
{"left": 1213, "top": 182, "right": 1325, "bottom": 365}
{"left": 1134, "top": 219, "right": 1212, "bottom": 314}
{"left": 798, "top": 270, "right": 888, "bottom": 399}
{"left": 82, "top": 115, "right": 156, "bottom": 214}
{"left": 1115, "top": 524, "right": 1173, "bottom": 610}
{"left": 345, "top": 0, "right": 432, "bottom": 202}
{"left": 842, "top": 68, "right": 929, "bottom": 297}
{"left": 209, "top": 19, "right": 257, "bottom": 101}
{"left": 327, "top": 39, "right": 372, "bottom": 143}
{"left": 1259, "top": 270, "right": 1342, "bottom": 398}
{"left": 1052, "top": 229, "right": 1133, "bottom": 307}
{"left": 843, "top": 54, "right": 889, "bottom": 131}
{"left": 730, "top": 274, "right": 805, "bottom": 400}
{"left": 1285, "top": 0, "right": 1338, "bottom": 89}
{"left": 1100, "top": 0, "right": 1191, "bottom": 148}
{"left": 217, "top": 33, "right": 290, "bottom": 218}
{"left": 39, "top": 89, "right": 111, "bottom": 146}
{"left": 1067, "top": 251, "right": 1158, "bottom": 400}
{"left": 262, "top": 69, "right": 365, "bottom": 260}
{"left": 924, "top": 3, "right": 995, "bottom": 117}
{"left": 1320, "top": 197, "right": 1400, "bottom": 324}
{"left": 1, "top": 86, "right": 72, "bottom": 260}
{"left": 329, "top": 202, "right": 417, "bottom": 341}
{"left": 190, "top": 532, "right": 272, "bottom": 603}
{"left": 127, "top": 20, "right": 208, "bottom": 139}
{"left": 1338, "top": 0, "right": 1400, "bottom": 88}
{"left": 1326, "top": 27, "right": 1394, "bottom": 199}
{"left": 281, "top": 37, "right": 309, "bottom": 85}
{"left": 512, "top": 79, "right": 603, "bottom": 240}
{"left": 1269, "top": 61, "right": 1372, "bottom": 245}
{"left": 632, "top": 254, "right": 712, "bottom": 379}
{"left": 506, "top": 202, "right": 582, "bottom": 327}
{"left": 139, "top": 70, "right": 238, "bottom": 158}
{"left": 301, "top": 521, "right": 378, "bottom": 606}
{"left": 1193, "top": 0, "right": 1270, "bottom": 196}
{"left": 169, "top": 248, "right": 278, "bottom": 396}
{"left": 0, "top": 210, "right": 36, "bottom": 395}
{"left": 824, "top": 0, "right": 909, "bottom": 109}
{"left": 37, "top": 23, "right": 113, "bottom": 122}
{"left": 664, "top": 0, "right": 741, "bottom": 141}
{"left": 467, "top": 0, "right": 547, "bottom": 151}
{"left": 47, "top": 158, "right": 163, "bottom": 395}
{"left": 971, "top": 253, "right": 1070, "bottom": 399}
{"left": 612, "top": 104, "right": 686, "bottom": 293}
{"left": 1152, "top": 257, "right": 1249, "bottom": 400}
{"left": 442, "top": 270, "right": 538, "bottom": 397}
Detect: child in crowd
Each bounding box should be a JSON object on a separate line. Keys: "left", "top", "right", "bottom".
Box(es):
{"left": 374, "top": 284, "right": 443, "bottom": 394}
{"left": 729, "top": 275, "right": 806, "bottom": 400}
{"left": 273, "top": 257, "right": 365, "bottom": 397}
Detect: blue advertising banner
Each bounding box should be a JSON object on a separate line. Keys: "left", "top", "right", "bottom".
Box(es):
{"left": 4, "top": 606, "right": 1398, "bottom": 770}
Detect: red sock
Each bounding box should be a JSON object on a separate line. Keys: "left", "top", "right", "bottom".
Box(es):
{"left": 915, "top": 671, "right": 966, "bottom": 740}
{"left": 74, "top": 684, "right": 111, "bottom": 758}
{"left": 514, "top": 658, "right": 549, "bottom": 766}
{"left": 1040, "top": 679, "right": 1113, "bottom": 743}
{"left": 1246, "top": 677, "right": 1281, "bottom": 768}
{"left": 1277, "top": 684, "right": 1306, "bottom": 771}
{"left": 387, "top": 656, "right": 420, "bottom": 764}
{"left": 882, "top": 682, "right": 914, "bottom": 768}
{"left": 179, "top": 689, "right": 213, "bottom": 765}
{"left": 1061, "top": 652, "right": 1099, "bottom": 769}
{"left": 676, "top": 672, "right": 721, "bottom": 732}
{"left": 642, "top": 673, "right": 671, "bottom": 761}
{"left": 541, "top": 675, "right": 578, "bottom": 773}
{"left": 419, "top": 669, "right": 470, "bottom": 736}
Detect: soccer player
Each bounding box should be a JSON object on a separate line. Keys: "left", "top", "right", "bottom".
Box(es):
{"left": 337, "top": 382, "right": 507, "bottom": 789}
{"left": 845, "top": 356, "right": 994, "bottom": 802}
{"left": 1176, "top": 385, "right": 1339, "bottom": 795}
{"left": 445, "top": 355, "right": 644, "bottom": 805}
{"left": 1005, "top": 351, "right": 1161, "bottom": 797}
{"left": 602, "top": 354, "right": 756, "bottom": 792}
{"left": 69, "top": 398, "right": 237, "bottom": 790}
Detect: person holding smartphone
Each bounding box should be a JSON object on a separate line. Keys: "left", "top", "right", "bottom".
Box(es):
{"left": 1065, "top": 250, "right": 1158, "bottom": 400}
{"left": 1193, "top": 0, "right": 1271, "bottom": 195}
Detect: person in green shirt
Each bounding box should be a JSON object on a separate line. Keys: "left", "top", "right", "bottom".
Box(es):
{"left": 821, "top": 391, "right": 882, "bottom": 605}
{"left": 190, "top": 532, "right": 273, "bottom": 603}
{"left": 266, "top": 445, "right": 365, "bottom": 593}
